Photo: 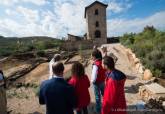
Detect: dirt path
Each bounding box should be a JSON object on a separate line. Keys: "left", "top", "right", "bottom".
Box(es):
{"left": 84, "top": 43, "right": 143, "bottom": 114}
{"left": 7, "top": 44, "right": 143, "bottom": 114}
{"left": 7, "top": 55, "right": 81, "bottom": 114}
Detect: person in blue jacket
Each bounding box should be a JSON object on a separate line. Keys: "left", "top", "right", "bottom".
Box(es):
{"left": 39, "top": 62, "right": 76, "bottom": 114}
{"left": 0, "top": 69, "right": 7, "bottom": 114}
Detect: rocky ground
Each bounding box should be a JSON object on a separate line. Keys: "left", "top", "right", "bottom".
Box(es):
{"left": 3, "top": 43, "right": 164, "bottom": 114}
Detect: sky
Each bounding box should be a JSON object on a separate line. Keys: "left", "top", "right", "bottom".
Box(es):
{"left": 0, "top": 0, "right": 165, "bottom": 38}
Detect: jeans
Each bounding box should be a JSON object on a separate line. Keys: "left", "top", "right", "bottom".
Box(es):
{"left": 93, "top": 82, "right": 105, "bottom": 113}
{"left": 76, "top": 107, "right": 88, "bottom": 114}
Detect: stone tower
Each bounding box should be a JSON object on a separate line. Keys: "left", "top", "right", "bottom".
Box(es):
{"left": 85, "top": 1, "right": 108, "bottom": 44}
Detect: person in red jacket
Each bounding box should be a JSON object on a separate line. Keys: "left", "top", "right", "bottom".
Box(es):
{"left": 102, "top": 56, "right": 127, "bottom": 114}
{"left": 91, "top": 49, "right": 106, "bottom": 114}
{"left": 69, "top": 62, "right": 90, "bottom": 114}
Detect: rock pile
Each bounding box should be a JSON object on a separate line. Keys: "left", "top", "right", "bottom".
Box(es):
{"left": 124, "top": 47, "right": 156, "bottom": 81}
{"left": 125, "top": 48, "right": 145, "bottom": 74}
{"left": 139, "top": 83, "right": 165, "bottom": 111}
{"left": 145, "top": 97, "right": 165, "bottom": 111}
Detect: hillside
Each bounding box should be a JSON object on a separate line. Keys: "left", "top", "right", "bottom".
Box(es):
{"left": 0, "top": 36, "right": 63, "bottom": 57}
{"left": 120, "top": 26, "right": 165, "bottom": 78}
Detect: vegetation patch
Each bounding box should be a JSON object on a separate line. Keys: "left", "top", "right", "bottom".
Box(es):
{"left": 120, "top": 26, "right": 165, "bottom": 78}
{"left": 0, "top": 36, "right": 64, "bottom": 57}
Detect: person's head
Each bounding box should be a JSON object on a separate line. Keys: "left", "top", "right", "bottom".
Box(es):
{"left": 53, "top": 54, "right": 61, "bottom": 62}
{"left": 103, "top": 56, "right": 115, "bottom": 70}
{"left": 71, "top": 62, "right": 85, "bottom": 78}
{"left": 101, "top": 46, "right": 107, "bottom": 53}
{"left": 93, "top": 45, "right": 98, "bottom": 50}
{"left": 52, "top": 62, "right": 64, "bottom": 77}
{"left": 91, "top": 49, "right": 102, "bottom": 61}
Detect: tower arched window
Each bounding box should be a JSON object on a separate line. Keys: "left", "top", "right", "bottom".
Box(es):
{"left": 95, "top": 30, "right": 101, "bottom": 38}
{"left": 96, "top": 21, "right": 99, "bottom": 27}
{"left": 95, "top": 9, "right": 98, "bottom": 15}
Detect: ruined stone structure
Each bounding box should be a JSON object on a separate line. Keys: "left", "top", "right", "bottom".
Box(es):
{"left": 63, "top": 1, "right": 108, "bottom": 50}
{"left": 85, "top": 1, "right": 108, "bottom": 44}
{"left": 67, "top": 34, "right": 83, "bottom": 42}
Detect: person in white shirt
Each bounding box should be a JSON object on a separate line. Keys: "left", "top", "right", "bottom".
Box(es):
{"left": 49, "top": 54, "right": 61, "bottom": 79}
{"left": 91, "top": 49, "right": 105, "bottom": 114}
{"left": 0, "top": 70, "right": 7, "bottom": 114}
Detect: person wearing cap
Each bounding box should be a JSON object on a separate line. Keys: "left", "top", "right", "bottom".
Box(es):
{"left": 0, "top": 70, "right": 7, "bottom": 114}
{"left": 49, "top": 54, "right": 61, "bottom": 79}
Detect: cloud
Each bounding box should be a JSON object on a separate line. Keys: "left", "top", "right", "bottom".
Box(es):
{"left": 52, "top": 1, "right": 87, "bottom": 36}
{"left": 107, "top": 11, "right": 165, "bottom": 36}
{"left": 0, "top": 0, "right": 46, "bottom": 6}
{"left": 21, "top": 0, "right": 47, "bottom": 6}
{"left": 0, "top": 0, "right": 165, "bottom": 38}
{"left": 0, "top": 0, "right": 18, "bottom": 6}
{"left": 107, "top": 0, "right": 132, "bottom": 13}
{"left": 5, "top": 9, "right": 15, "bottom": 16}
{"left": 107, "top": 2, "right": 124, "bottom": 13}
{"left": 0, "top": 19, "right": 21, "bottom": 36}
{"left": 16, "top": 6, "right": 39, "bottom": 23}
{"left": 1, "top": 0, "right": 92, "bottom": 37}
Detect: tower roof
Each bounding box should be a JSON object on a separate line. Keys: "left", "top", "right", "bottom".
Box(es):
{"left": 84, "top": 1, "right": 108, "bottom": 18}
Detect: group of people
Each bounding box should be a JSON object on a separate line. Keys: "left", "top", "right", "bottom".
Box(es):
{"left": 39, "top": 46, "right": 127, "bottom": 114}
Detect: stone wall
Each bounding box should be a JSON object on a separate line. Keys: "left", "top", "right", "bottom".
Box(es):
{"left": 60, "top": 40, "right": 94, "bottom": 51}
{"left": 67, "top": 34, "right": 83, "bottom": 42}
{"left": 123, "top": 46, "right": 154, "bottom": 80}
{"left": 124, "top": 47, "right": 144, "bottom": 74}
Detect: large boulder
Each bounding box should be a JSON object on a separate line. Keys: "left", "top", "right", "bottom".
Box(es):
{"left": 143, "top": 69, "right": 153, "bottom": 80}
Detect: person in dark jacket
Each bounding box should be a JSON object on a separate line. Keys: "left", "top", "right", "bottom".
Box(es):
{"left": 0, "top": 69, "right": 7, "bottom": 114}
{"left": 69, "top": 62, "right": 90, "bottom": 114}
{"left": 102, "top": 56, "right": 127, "bottom": 114}
{"left": 39, "top": 62, "right": 76, "bottom": 114}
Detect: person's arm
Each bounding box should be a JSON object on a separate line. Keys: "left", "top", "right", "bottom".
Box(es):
{"left": 91, "top": 65, "right": 98, "bottom": 84}
{"left": 39, "top": 83, "right": 45, "bottom": 105}
{"left": 49, "top": 59, "right": 53, "bottom": 79}
{"left": 102, "top": 79, "right": 117, "bottom": 114}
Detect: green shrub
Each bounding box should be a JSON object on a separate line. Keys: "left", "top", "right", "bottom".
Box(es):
{"left": 0, "top": 48, "right": 13, "bottom": 56}
{"left": 33, "top": 86, "right": 40, "bottom": 96}
{"left": 120, "top": 26, "right": 165, "bottom": 78}
{"left": 148, "top": 50, "right": 164, "bottom": 60}
{"left": 120, "top": 33, "right": 135, "bottom": 46}
{"left": 153, "top": 69, "right": 162, "bottom": 78}
{"left": 0, "top": 37, "right": 64, "bottom": 57}
{"left": 36, "top": 50, "right": 45, "bottom": 57}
